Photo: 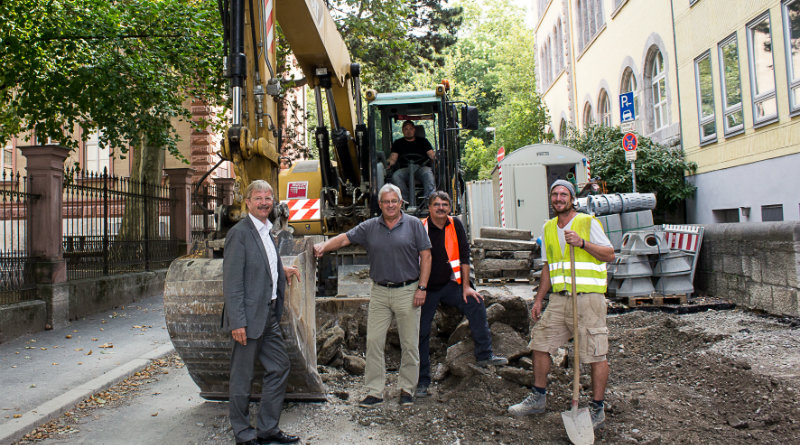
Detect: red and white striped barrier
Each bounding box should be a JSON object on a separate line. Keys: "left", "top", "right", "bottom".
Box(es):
{"left": 662, "top": 224, "right": 704, "bottom": 281}
{"left": 497, "top": 147, "right": 505, "bottom": 228}
{"left": 283, "top": 199, "right": 321, "bottom": 221}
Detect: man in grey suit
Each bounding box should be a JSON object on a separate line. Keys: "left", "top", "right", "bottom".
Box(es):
{"left": 223, "top": 180, "right": 301, "bottom": 445}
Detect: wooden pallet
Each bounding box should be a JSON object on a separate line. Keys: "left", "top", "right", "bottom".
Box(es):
{"left": 617, "top": 294, "right": 688, "bottom": 306}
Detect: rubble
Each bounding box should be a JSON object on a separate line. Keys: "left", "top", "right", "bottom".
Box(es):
{"left": 471, "top": 227, "right": 541, "bottom": 283}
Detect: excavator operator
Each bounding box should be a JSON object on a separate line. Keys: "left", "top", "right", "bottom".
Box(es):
{"left": 387, "top": 120, "right": 436, "bottom": 204}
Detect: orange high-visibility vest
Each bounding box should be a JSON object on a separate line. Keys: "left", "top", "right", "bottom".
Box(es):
{"left": 422, "top": 216, "right": 462, "bottom": 284}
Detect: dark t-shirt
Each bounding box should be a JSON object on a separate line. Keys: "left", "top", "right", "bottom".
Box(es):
{"left": 345, "top": 212, "right": 432, "bottom": 283}
{"left": 391, "top": 137, "right": 434, "bottom": 168}
{"left": 427, "top": 217, "right": 471, "bottom": 291}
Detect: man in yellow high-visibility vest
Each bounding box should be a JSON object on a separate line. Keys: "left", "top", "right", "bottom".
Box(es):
{"left": 508, "top": 180, "right": 615, "bottom": 430}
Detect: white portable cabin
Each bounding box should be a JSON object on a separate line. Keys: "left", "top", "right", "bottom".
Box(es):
{"left": 490, "top": 143, "right": 589, "bottom": 237}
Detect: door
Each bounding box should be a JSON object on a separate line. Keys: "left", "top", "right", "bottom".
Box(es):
{"left": 512, "top": 164, "right": 548, "bottom": 234}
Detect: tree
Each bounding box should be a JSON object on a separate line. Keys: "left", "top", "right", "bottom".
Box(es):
{"left": 424, "top": 0, "right": 548, "bottom": 181}
{"left": 1, "top": 0, "right": 225, "bottom": 251}
{"left": 562, "top": 125, "right": 697, "bottom": 215}
{"left": 0, "top": 0, "right": 225, "bottom": 157}
{"left": 325, "top": 0, "right": 463, "bottom": 91}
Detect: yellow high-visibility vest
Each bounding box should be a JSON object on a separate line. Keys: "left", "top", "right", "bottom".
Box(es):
{"left": 544, "top": 213, "right": 607, "bottom": 293}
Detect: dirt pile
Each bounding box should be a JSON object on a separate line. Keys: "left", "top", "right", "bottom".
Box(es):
{"left": 317, "top": 301, "right": 800, "bottom": 444}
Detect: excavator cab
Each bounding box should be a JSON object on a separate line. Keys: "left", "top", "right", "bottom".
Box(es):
{"left": 366, "top": 88, "right": 474, "bottom": 218}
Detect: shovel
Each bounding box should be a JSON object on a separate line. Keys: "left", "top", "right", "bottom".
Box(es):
{"left": 561, "top": 245, "right": 595, "bottom": 445}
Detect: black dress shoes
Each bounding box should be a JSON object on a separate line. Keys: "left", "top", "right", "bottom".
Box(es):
{"left": 258, "top": 431, "right": 300, "bottom": 444}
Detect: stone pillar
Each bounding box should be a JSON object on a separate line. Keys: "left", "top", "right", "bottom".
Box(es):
{"left": 214, "top": 177, "right": 236, "bottom": 206}
{"left": 165, "top": 168, "right": 194, "bottom": 256}
{"left": 20, "top": 145, "right": 70, "bottom": 329}
{"left": 20, "top": 145, "right": 69, "bottom": 282}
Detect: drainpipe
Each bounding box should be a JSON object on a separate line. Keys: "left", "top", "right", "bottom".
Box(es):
{"left": 670, "top": 0, "right": 689, "bottom": 223}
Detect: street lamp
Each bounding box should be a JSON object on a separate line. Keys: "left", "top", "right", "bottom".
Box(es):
{"left": 485, "top": 127, "right": 496, "bottom": 146}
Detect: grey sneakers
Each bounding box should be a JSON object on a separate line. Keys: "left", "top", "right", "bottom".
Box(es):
{"left": 415, "top": 384, "right": 430, "bottom": 398}
{"left": 508, "top": 391, "right": 546, "bottom": 416}
{"left": 476, "top": 355, "right": 509, "bottom": 367}
{"left": 590, "top": 402, "right": 605, "bottom": 429}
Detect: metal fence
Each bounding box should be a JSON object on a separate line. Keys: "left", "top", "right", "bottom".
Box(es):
{"left": 63, "top": 168, "right": 178, "bottom": 280}
{"left": 191, "top": 182, "right": 222, "bottom": 254}
{"left": 0, "top": 171, "right": 38, "bottom": 305}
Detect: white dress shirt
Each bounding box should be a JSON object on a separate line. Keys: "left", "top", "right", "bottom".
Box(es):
{"left": 248, "top": 213, "right": 279, "bottom": 301}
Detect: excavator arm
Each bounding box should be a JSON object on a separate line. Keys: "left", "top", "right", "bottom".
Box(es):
{"left": 218, "top": 0, "right": 365, "bottom": 226}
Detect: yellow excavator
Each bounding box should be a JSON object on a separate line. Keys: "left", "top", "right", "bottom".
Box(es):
{"left": 164, "top": 0, "right": 478, "bottom": 401}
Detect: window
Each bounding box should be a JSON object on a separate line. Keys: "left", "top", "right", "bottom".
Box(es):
{"left": 559, "top": 119, "right": 568, "bottom": 139}
{"left": 713, "top": 208, "right": 740, "bottom": 223}
{"left": 84, "top": 131, "right": 110, "bottom": 174}
{"left": 694, "top": 51, "right": 716, "bottom": 143}
{"left": 537, "top": 0, "right": 550, "bottom": 21}
{"left": 761, "top": 204, "right": 784, "bottom": 221}
{"left": 621, "top": 68, "right": 640, "bottom": 119}
{"left": 583, "top": 102, "right": 594, "bottom": 128}
{"left": 1, "top": 141, "right": 13, "bottom": 178}
{"left": 718, "top": 34, "right": 744, "bottom": 134}
{"left": 556, "top": 19, "right": 564, "bottom": 71}
{"left": 783, "top": 0, "right": 800, "bottom": 113}
{"left": 747, "top": 12, "right": 778, "bottom": 124}
{"left": 598, "top": 90, "right": 612, "bottom": 126}
{"left": 650, "top": 50, "right": 668, "bottom": 131}
{"left": 577, "top": 0, "right": 604, "bottom": 50}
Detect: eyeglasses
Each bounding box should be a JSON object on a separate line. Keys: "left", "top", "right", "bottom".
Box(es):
{"left": 249, "top": 196, "right": 274, "bottom": 202}
{"left": 380, "top": 199, "right": 400, "bottom": 205}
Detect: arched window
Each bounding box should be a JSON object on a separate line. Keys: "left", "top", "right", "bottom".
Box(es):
{"left": 598, "top": 90, "right": 611, "bottom": 126}
{"left": 620, "top": 67, "right": 640, "bottom": 119}
{"left": 559, "top": 119, "right": 568, "bottom": 140}
{"left": 583, "top": 102, "right": 594, "bottom": 128}
{"left": 545, "top": 36, "right": 553, "bottom": 85}
{"left": 649, "top": 50, "right": 668, "bottom": 131}
{"left": 556, "top": 19, "right": 564, "bottom": 70}
{"left": 577, "top": 0, "right": 605, "bottom": 50}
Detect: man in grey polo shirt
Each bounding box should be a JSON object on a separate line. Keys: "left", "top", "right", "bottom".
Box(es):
{"left": 314, "top": 183, "right": 432, "bottom": 407}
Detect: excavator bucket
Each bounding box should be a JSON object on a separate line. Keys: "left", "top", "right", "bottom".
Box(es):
{"left": 163, "top": 237, "right": 325, "bottom": 401}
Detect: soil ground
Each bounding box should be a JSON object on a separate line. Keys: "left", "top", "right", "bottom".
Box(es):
{"left": 19, "top": 300, "right": 800, "bottom": 445}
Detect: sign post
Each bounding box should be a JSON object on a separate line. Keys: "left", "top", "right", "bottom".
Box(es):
{"left": 622, "top": 132, "right": 638, "bottom": 193}
{"left": 619, "top": 92, "right": 636, "bottom": 132}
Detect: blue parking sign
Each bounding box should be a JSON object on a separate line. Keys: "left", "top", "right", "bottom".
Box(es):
{"left": 619, "top": 92, "right": 635, "bottom": 123}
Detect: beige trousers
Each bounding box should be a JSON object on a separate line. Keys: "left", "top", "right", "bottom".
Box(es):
{"left": 364, "top": 281, "right": 421, "bottom": 398}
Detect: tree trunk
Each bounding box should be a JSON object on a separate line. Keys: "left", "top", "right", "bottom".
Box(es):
{"left": 113, "top": 136, "right": 164, "bottom": 268}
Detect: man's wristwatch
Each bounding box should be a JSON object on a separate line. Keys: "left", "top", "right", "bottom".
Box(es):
{"left": 417, "top": 285, "right": 427, "bottom": 291}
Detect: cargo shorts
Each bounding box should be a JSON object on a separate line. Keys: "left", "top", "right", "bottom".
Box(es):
{"left": 529, "top": 291, "right": 609, "bottom": 363}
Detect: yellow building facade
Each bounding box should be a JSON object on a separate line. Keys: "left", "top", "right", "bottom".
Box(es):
{"left": 674, "top": 0, "right": 800, "bottom": 223}
{"left": 534, "top": 0, "right": 681, "bottom": 145}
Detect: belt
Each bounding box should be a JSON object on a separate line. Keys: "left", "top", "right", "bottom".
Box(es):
{"left": 556, "top": 290, "right": 589, "bottom": 296}
{"left": 375, "top": 278, "right": 418, "bottom": 288}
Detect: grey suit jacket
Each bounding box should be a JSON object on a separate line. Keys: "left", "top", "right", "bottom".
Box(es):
{"left": 222, "top": 216, "right": 287, "bottom": 339}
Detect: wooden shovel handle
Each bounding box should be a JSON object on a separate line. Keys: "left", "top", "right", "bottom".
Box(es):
{"left": 570, "top": 245, "right": 580, "bottom": 404}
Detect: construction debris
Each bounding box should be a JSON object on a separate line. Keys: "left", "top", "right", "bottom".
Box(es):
{"left": 472, "top": 227, "right": 541, "bottom": 283}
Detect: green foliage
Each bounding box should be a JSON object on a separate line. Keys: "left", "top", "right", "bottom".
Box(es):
{"left": 462, "top": 137, "right": 495, "bottom": 181}
{"left": 562, "top": 125, "right": 697, "bottom": 213}
{"left": 327, "top": 0, "right": 462, "bottom": 92}
{"left": 0, "top": 0, "right": 225, "bottom": 158}
{"left": 427, "top": 0, "right": 549, "bottom": 183}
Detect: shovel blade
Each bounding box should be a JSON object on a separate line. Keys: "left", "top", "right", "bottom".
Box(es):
{"left": 561, "top": 406, "right": 594, "bottom": 445}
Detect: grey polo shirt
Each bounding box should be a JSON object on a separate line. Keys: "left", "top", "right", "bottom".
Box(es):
{"left": 346, "top": 212, "right": 432, "bottom": 283}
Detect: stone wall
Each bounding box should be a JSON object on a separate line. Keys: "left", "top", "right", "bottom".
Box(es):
{"left": 695, "top": 222, "right": 800, "bottom": 317}
{"left": 66, "top": 270, "right": 167, "bottom": 320}
{"left": 0, "top": 301, "right": 47, "bottom": 343}
{"left": 0, "top": 270, "right": 166, "bottom": 343}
